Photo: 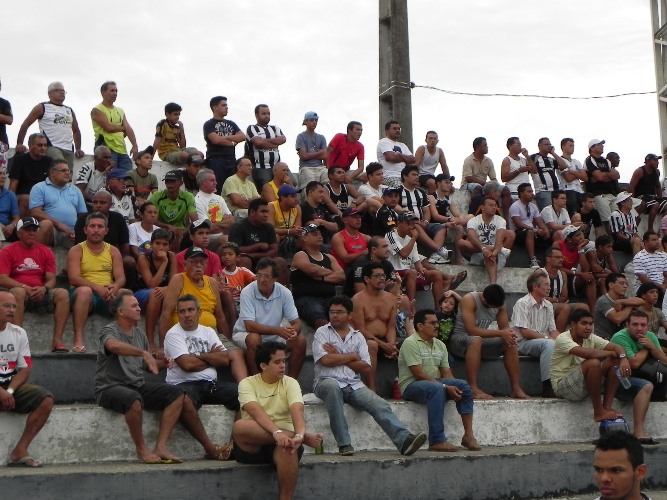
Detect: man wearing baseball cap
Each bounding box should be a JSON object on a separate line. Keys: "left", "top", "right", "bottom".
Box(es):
{"left": 584, "top": 139, "right": 620, "bottom": 234}
{"left": 296, "top": 111, "right": 328, "bottom": 190}
{"left": 150, "top": 169, "right": 198, "bottom": 250}
{"left": 629, "top": 153, "right": 667, "bottom": 231}
{"left": 181, "top": 153, "right": 205, "bottom": 194}
{"left": 0, "top": 217, "right": 71, "bottom": 352}
{"left": 105, "top": 168, "right": 138, "bottom": 225}
{"left": 609, "top": 192, "right": 641, "bottom": 256}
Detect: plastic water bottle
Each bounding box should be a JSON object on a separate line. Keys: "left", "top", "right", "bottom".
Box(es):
{"left": 614, "top": 365, "right": 632, "bottom": 389}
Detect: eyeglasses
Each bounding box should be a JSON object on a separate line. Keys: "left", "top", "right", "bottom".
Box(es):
{"left": 329, "top": 310, "right": 348, "bottom": 315}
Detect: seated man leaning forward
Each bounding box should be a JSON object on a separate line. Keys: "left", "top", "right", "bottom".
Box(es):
{"left": 164, "top": 294, "right": 240, "bottom": 461}
{"left": 232, "top": 341, "right": 322, "bottom": 500}
{"left": 449, "top": 284, "right": 528, "bottom": 399}
{"left": 232, "top": 258, "right": 307, "bottom": 379}
{"left": 94, "top": 290, "right": 185, "bottom": 464}
{"left": 398, "top": 308, "right": 480, "bottom": 452}
{"left": 0, "top": 291, "right": 54, "bottom": 468}
{"left": 550, "top": 309, "right": 628, "bottom": 422}
{"left": 313, "top": 296, "right": 427, "bottom": 457}
{"left": 67, "top": 212, "right": 126, "bottom": 353}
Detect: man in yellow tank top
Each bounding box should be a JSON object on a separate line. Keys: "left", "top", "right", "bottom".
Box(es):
{"left": 91, "top": 81, "right": 138, "bottom": 171}
{"left": 67, "top": 212, "right": 126, "bottom": 353}
{"left": 159, "top": 246, "right": 248, "bottom": 383}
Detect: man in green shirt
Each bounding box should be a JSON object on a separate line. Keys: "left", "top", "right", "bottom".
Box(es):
{"left": 150, "top": 169, "right": 197, "bottom": 249}
{"left": 398, "top": 308, "right": 480, "bottom": 452}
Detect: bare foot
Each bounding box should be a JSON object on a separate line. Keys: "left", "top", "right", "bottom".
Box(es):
{"left": 510, "top": 390, "right": 530, "bottom": 399}
{"left": 594, "top": 408, "right": 623, "bottom": 422}
{"left": 472, "top": 389, "right": 493, "bottom": 400}
{"left": 137, "top": 449, "right": 163, "bottom": 463}
{"left": 304, "top": 433, "right": 323, "bottom": 448}
{"left": 154, "top": 447, "right": 183, "bottom": 463}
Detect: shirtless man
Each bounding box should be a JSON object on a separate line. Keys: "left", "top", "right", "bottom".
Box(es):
{"left": 351, "top": 262, "right": 398, "bottom": 393}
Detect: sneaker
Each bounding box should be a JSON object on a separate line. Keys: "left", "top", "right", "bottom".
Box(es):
{"left": 401, "top": 431, "right": 427, "bottom": 456}
{"left": 437, "top": 247, "right": 452, "bottom": 263}
{"left": 339, "top": 445, "right": 355, "bottom": 456}
{"left": 529, "top": 257, "right": 540, "bottom": 269}
{"left": 499, "top": 248, "right": 511, "bottom": 258}
{"left": 428, "top": 253, "right": 446, "bottom": 264}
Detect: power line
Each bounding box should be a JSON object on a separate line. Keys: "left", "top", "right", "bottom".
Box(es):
{"left": 378, "top": 81, "right": 656, "bottom": 100}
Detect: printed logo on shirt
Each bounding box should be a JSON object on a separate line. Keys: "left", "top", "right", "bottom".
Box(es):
{"left": 17, "top": 258, "right": 41, "bottom": 272}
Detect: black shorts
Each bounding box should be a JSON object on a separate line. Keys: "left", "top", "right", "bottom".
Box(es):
{"left": 612, "top": 238, "right": 632, "bottom": 253}
{"left": 295, "top": 296, "right": 329, "bottom": 328}
{"left": 233, "top": 442, "right": 304, "bottom": 467}
{"left": 1, "top": 383, "right": 52, "bottom": 414}
{"left": 97, "top": 382, "right": 184, "bottom": 414}
{"left": 514, "top": 228, "right": 550, "bottom": 247}
{"left": 176, "top": 380, "right": 239, "bottom": 411}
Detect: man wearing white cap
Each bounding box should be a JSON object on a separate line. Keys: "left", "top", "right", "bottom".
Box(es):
{"left": 628, "top": 154, "right": 667, "bottom": 231}
{"left": 584, "top": 139, "right": 620, "bottom": 234}
{"left": 296, "top": 111, "right": 328, "bottom": 190}
{"left": 609, "top": 192, "right": 641, "bottom": 256}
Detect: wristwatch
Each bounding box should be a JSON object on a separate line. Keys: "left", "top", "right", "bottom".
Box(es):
{"left": 619, "top": 354, "right": 627, "bottom": 359}
{"left": 6, "top": 387, "right": 14, "bottom": 395}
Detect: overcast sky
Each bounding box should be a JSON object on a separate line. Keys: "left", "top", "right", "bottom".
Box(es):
{"left": 1, "top": 0, "right": 659, "bottom": 182}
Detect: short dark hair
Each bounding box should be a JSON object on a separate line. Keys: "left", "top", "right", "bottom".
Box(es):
{"left": 384, "top": 120, "right": 400, "bottom": 131}
{"left": 400, "top": 165, "right": 419, "bottom": 180}
{"left": 425, "top": 130, "right": 438, "bottom": 139}
{"left": 85, "top": 211, "right": 108, "bottom": 228}
{"left": 209, "top": 96, "right": 227, "bottom": 109}
{"left": 165, "top": 102, "right": 182, "bottom": 114}
{"left": 595, "top": 234, "right": 613, "bottom": 249}
{"left": 329, "top": 295, "right": 353, "bottom": 313}
{"left": 538, "top": 137, "right": 550, "bottom": 146}
{"left": 139, "top": 201, "right": 156, "bottom": 215}
{"left": 367, "top": 236, "right": 385, "bottom": 252}
{"left": 255, "top": 104, "right": 269, "bottom": 115}
{"left": 413, "top": 308, "right": 437, "bottom": 331}
{"left": 328, "top": 166, "right": 344, "bottom": 177}
{"left": 255, "top": 341, "right": 286, "bottom": 372}
{"left": 366, "top": 162, "right": 383, "bottom": 176}
{"left": 594, "top": 431, "right": 644, "bottom": 469}
{"left": 256, "top": 258, "right": 279, "bottom": 278}
{"left": 220, "top": 242, "right": 240, "bottom": 255}
{"left": 248, "top": 198, "right": 268, "bottom": 213}
{"left": 50, "top": 159, "right": 69, "bottom": 171}
{"left": 236, "top": 156, "right": 252, "bottom": 169}
{"left": 100, "top": 81, "right": 116, "bottom": 93}
{"left": 517, "top": 183, "right": 532, "bottom": 196}
{"left": 506, "top": 137, "right": 519, "bottom": 148}
{"left": 561, "top": 137, "right": 574, "bottom": 148}
{"left": 361, "top": 261, "right": 384, "bottom": 279}
{"left": 569, "top": 308, "right": 593, "bottom": 324}
{"left": 551, "top": 189, "right": 566, "bottom": 200}
{"left": 637, "top": 282, "right": 660, "bottom": 298}
{"left": 472, "top": 137, "right": 486, "bottom": 150}
{"left": 544, "top": 246, "right": 562, "bottom": 258}
{"left": 482, "top": 284, "right": 506, "bottom": 307}
{"left": 347, "top": 121, "right": 362, "bottom": 132}
{"left": 605, "top": 272, "right": 626, "bottom": 288}
{"left": 582, "top": 192, "right": 596, "bottom": 202}
{"left": 305, "top": 181, "right": 323, "bottom": 195}
{"left": 642, "top": 230, "right": 659, "bottom": 242}
{"left": 109, "top": 289, "right": 134, "bottom": 316}
{"left": 627, "top": 309, "right": 649, "bottom": 322}
{"left": 151, "top": 228, "right": 173, "bottom": 243}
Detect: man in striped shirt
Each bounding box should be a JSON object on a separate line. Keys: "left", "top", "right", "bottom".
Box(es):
{"left": 511, "top": 270, "right": 558, "bottom": 397}
{"left": 245, "top": 104, "right": 285, "bottom": 190}
{"left": 609, "top": 192, "right": 641, "bottom": 256}
{"left": 632, "top": 231, "right": 667, "bottom": 307}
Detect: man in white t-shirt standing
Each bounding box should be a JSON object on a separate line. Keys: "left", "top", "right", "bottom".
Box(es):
{"left": 457, "top": 197, "right": 514, "bottom": 284}
{"left": 376, "top": 120, "right": 415, "bottom": 188}
{"left": 165, "top": 294, "right": 240, "bottom": 461}
{"left": 194, "top": 168, "right": 234, "bottom": 247}
{"left": 559, "top": 138, "right": 587, "bottom": 216}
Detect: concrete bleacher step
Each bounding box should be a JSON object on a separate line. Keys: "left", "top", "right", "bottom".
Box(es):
{"left": 1, "top": 398, "right": 665, "bottom": 466}
{"left": 0, "top": 442, "right": 665, "bottom": 500}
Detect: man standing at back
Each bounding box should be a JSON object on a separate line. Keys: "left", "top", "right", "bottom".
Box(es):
{"left": 246, "top": 104, "right": 285, "bottom": 189}
{"left": 15, "top": 81, "right": 84, "bottom": 168}
{"left": 376, "top": 120, "right": 415, "bottom": 188}
{"left": 0, "top": 78, "right": 12, "bottom": 150}
{"left": 203, "top": 96, "right": 246, "bottom": 192}
{"left": 327, "top": 121, "right": 365, "bottom": 183}
{"left": 296, "top": 111, "right": 328, "bottom": 189}
{"left": 9, "top": 133, "right": 51, "bottom": 217}
{"left": 585, "top": 139, "right": 620, "bottom": 234}
{"left": 529, "top": 137, "right": 567, "bottom": 211}
{"left": 91, "top": 81, "right": 138, "bottom": 171}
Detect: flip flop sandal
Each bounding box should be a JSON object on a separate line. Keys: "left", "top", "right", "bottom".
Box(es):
{"left": 72, "top": 346, "right": 88, "bottom": 353}
{"left": 7, "top": 455, "right": 42, "bottom": 468}
{"left": 51, "top": 344, "right": 69, "bottom": 353}
{"left": 450, "top": 270, "right": 468, "bottom": 290}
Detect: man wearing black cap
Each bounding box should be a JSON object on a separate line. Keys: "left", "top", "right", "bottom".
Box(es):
{"left": 150, "top": 169, "right": 198, "bottom": 249}
{"left": 106, "top": 168, "right": 138, "bottom": 225}
{"left": 127, "top": 145, "right": 158, "bottom": 205}
{"left": 181, "top": 153, "right": 204, "bottom": 195}
{"left": 75, "top": 145, "right": 113, "bottom": 204}
{"left": 629, "top": 154, "right": 667, "bottom": 231}
{"left": 0, "top": 217, "right": 70, "bottom": 352}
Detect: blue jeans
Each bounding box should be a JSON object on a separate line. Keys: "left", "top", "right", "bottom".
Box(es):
{"left": 110, "top": 151, "right": 133, "bottom": 171}
{"left": 518, "top": 338, "right": 554, "bottom": 382}
{"left": 535, "top": 191, "right": 552, "bottom": 211}
{"left": 402, "top": 378, "right": 473, "bottom": 445}
{"left": 314, "top": 378, "right": 412, "bottom": 451}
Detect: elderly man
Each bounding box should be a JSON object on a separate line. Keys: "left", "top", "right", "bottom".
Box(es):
{"left": 9, "top": 133, "right": 51, "bottom": 217}
{"left": 0, "top": 291, "right": 54, "bottom": 468}
{"left": 232, "top": 258, "right": 306, "bottom": 379}
{"left": 150, "top": 169, "right": 198, "bottom": 249}
{"left": 91, "top": 81, "right": 138, "bottom": 171}
{"left": 0, "top": 217, "right": 70, "bottom": 352}
{"left": 75, "top": 145, "right": 113, "bottom": 204}
{"left": 15, "top": 81, "right": 84, "bottom": 167}
{"left": 94, "top": 289, "right": 184, "bottom": 464}
{"left": 67, "top": 212, "right": 126, "bottom": 353}
{"left": 223, "top": 157, "right": 260, "bottom": 218}
{"left": 314, "top": 295, "right": 427, "bottom": 457}
{"left": 261, "top": 161, "right": 293, "bottom": 202}
{"left": 29, "top": 159, "right": 87, "bottom": 247}
{"left": 194, "top": 167, "right": 234, "bottom": 246}
{"left": 165, "top": 294, "right": 240, "bottom": 461}
{"left": 511, "top": 270, "right": 558, "bottom": 397}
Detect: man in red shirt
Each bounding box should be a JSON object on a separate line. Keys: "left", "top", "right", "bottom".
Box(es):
{"left": 327, "top": 121, "right": 365, "bottom": 183}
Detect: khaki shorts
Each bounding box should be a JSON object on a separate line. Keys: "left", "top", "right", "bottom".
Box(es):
{"left": 554, "top": 365, "right": 590, "bottom": 401}
{"left": 24, "top": 288, "right": 58, "bottom": 314}
{"left": 219, "top": 334, "right": 240, "bottom": 353}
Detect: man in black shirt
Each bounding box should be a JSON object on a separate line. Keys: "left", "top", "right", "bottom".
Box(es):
{"left": 300, "top": 181, "right": 340, "bottom": 246}
{"left": 575, "top": 192, "right": 605, "bottom": 240}
{"left": 628, "top": 153, "right": 667, "bottom": 231}
{"left": 373, "top": 187, "right": 401, "bottom": 236}
{"left": 9, "top": 133, "right": 51, "bottom": 216}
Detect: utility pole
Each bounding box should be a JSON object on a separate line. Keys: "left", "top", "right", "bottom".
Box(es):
{"left": 651, "top": 0, "right": 667, "bottom": 169}
{"left": 379, "top": 0, "right": 414, "bottom": 151}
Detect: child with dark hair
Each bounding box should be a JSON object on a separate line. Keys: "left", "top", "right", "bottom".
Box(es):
{"left": 436, "top": 290, "right": 462, "bottom": 345}
{"left": 153, "top": 102, "right": 200, "bottom": 165}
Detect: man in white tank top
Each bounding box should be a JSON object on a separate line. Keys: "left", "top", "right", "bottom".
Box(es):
{"left": 14, "top": 81, "right": 84, "bottom": 168}
{"left": 414, "top": 131, "right": 449, "bottom": 193}
{"left": 500, "top": 137, "right": 535, "bottom": 201}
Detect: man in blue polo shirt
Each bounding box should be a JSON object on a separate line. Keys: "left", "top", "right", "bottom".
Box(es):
{"left": 28, "top": 159, "right": 87, "bottom": 247}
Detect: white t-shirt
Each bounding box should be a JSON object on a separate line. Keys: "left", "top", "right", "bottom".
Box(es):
{"left": 164, "top": 323, "right": 224, "bottom": 384}
{"left": 358, "top": 183, "right": 387, "bottom": 201}
{"left": 540, "top": 206, "right": 571, "bottom": 226}
{"left": 467, "top": 214, "right": 506, "bottom": 247}
{"left": 74, "top": 162, "right": 106, "bottom": 198}
{"left": 377, "top": 138, "right": 413, "bottom": 179}
{"left": 0, "top": 323, "right": 30, "bottom": 384}
{"left": 128, "top": 222, "right": 159, "bottom": 248}
{"left": 386, "top": 229, "right": 420, "bottom": 270}
{"left": 195, "top": 191, "right": 232, "bottom": 223}
{"left": 561, "top": 157, "right": 585, "bottom": 193}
